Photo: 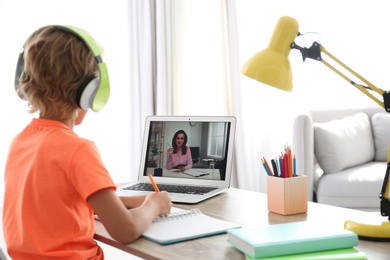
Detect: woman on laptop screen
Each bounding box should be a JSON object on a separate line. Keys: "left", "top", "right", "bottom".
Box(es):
{"left": 166, "top": 130, "right": 193, "bottom": 172}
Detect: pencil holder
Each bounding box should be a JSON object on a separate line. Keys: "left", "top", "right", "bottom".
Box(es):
{"left": 267, "top": 175, "right": 308, "bottom": 215}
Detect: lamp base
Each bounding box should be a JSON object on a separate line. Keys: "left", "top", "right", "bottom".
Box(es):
{"left": 344, "top": 219, "right": 390, "bottom": 242}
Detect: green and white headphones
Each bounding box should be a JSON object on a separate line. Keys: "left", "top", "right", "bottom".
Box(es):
{"left": 14, "top": 25, "right": 110, "bottom": 112}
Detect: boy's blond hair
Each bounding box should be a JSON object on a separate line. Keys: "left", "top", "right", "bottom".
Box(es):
{"left": 17, "top": 26, "right": 99, "bottom": 120}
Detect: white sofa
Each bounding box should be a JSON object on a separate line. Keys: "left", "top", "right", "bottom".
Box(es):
{"left": 293, "top": 106, "right": 390, "bottom": 211}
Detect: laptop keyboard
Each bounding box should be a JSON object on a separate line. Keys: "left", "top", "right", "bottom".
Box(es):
{"left": 123, "top": 183, "right": 218, "bottom": 195}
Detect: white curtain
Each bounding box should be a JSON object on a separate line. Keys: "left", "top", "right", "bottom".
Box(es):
{"left": 127, "top": 0, "right": 255, "bottom": 190}
{"left": 127, "top": 0, "right": 175, "bottom": 180}
{"left": 128, "top": 1, "right": 156, "bottom": 176}
{"left": 223, "top": 0, "right": 255, "bottom": 190}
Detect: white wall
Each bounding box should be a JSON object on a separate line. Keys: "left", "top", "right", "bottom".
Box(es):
{"left": 0, "top": 0, "right": 134, "bottom": 206}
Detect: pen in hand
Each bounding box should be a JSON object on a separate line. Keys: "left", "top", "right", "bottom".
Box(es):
{"left": 148, "top": 173, "right": 160, "bottom": 192}
{"left": 148, "top": 173, "right": 173, "bottom": 216}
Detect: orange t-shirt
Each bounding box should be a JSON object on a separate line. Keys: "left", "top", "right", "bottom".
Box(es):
{"left": 3, "top": 118, "right": 116, "bottom": 259}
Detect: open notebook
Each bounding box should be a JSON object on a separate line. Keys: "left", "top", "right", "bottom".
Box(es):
{"left": 143, "top": 207, "right": 240, "bottom": 244}
{"left": 117, "top": 116, "right": 236, "bottom": 204}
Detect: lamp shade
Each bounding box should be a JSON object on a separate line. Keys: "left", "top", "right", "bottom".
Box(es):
{"left": 241, "top": 16, "right": 299, "bottom": 91}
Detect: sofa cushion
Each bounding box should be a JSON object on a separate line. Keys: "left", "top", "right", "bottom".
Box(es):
{"left": 315, "top": 161, "right": 386, "bottom": 209}
{"left": 313, "top": 112, "right": 375, "bottom": 173}
{"left": 371, "top": 113, "right": 390, "bottom": 161}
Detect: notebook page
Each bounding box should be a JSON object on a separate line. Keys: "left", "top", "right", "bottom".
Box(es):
{"left": 142, "top": 207, "right": 240, "bottom": 244}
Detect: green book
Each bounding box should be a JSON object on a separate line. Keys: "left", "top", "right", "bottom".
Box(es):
{"left": 227, "top": 221, "right": 358, "bottom": 258}
{"left": 245, "top": 248, "right": 366, "bottom": 260}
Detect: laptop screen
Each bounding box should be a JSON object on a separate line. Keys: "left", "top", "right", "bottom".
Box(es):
{"left": 140, "top": 116, "right": 236, "bottom": 183}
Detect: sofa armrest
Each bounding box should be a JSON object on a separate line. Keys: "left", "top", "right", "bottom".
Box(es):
{"left": 293, "top": 113, "right": 315, "bottom": 201}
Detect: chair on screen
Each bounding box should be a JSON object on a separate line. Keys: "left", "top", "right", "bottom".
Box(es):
{"left": 189, "top": 147, "right": 200, "bottom": 167}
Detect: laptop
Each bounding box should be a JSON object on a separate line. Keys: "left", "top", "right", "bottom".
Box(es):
{"left": 117, "top": 116, "right": 236, "bottom": 204}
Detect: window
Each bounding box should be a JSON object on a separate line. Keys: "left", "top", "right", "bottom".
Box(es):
{"left": 207, "top": 122, "right": 227, "bottom": 159}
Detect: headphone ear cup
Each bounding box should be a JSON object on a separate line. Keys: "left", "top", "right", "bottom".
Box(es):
{"left": 77, "top": 76, "right": 100, "bottom": 110}
{"left": 14, "top": 52, "right": 26, "bottom": 99}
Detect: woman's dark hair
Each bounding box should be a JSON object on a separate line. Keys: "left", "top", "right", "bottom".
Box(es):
{"left": 172, "top": 130, "right": 188, "bottom": 155}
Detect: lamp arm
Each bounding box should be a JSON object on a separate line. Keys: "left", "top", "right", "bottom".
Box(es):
{"left": 291, "top": 41, "right": 390, "bottom": 218}
{"left": 380, "top": 162, "right": 390, "bottom": 220}
{"left": 291, "top": 41, "right": 390, "bottom": 112}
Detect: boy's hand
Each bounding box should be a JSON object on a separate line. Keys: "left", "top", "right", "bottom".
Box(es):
{"left": 145, "top": 191, "right": 172, "bottom": 215}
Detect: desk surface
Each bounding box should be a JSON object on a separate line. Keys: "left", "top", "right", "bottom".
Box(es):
{"left": 94, "top": 188, "right": 390, "bottom": 259}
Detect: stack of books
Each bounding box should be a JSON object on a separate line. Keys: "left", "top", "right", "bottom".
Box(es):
{"left": 227, "top": 221, "right": 367, "bottom": 260}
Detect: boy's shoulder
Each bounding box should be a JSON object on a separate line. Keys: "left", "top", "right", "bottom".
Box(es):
{"left": 20, "top": 118, "right": 93, "bottom": 147}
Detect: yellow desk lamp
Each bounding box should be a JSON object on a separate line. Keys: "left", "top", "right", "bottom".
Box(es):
{"left": 241, "top": 16, "right": 390, "bottom": 241}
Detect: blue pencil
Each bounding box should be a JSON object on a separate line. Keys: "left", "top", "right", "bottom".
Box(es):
{"left": 261, "top": 158, "right": 271, "bottom": 176}
{"left": 278, "top": 155, "right": 283, "bottom": 178}
{"left": 293, "top": 155, "right": 297, "bottom": 177}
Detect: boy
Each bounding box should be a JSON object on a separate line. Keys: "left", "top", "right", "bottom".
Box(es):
{"left": 3, "top": 26, "right": 172, "bottom": 259}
